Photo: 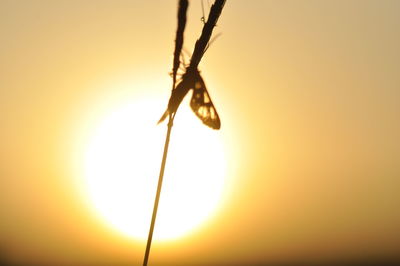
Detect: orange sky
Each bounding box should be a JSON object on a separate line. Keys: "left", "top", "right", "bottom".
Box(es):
{"left": 1, "top": 1, "right": 400, "bottom": 265}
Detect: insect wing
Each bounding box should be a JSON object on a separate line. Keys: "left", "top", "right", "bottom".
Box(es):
{"left": 190, "top": 74, "right": 221, "bottom": 129}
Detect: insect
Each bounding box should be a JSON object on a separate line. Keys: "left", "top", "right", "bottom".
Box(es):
{"left": 158, "top": 67, "right": 221, "bottom": 130}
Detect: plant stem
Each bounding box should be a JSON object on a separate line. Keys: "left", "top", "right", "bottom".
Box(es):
{"left": 142, "top": 1, "right": 227, "bottom": 265}
{"left": 172, "top": 0, "right": 188, "bottom": 90}
{"left": 143, "top": 116, "right": 174, "bottom": 266}
{"left": 189, "top": 0, "right": 226, "bottom": 70}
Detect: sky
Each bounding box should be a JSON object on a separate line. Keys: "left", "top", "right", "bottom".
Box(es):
{"left": 1, "top": 0, "right": 400, "bottom": 265}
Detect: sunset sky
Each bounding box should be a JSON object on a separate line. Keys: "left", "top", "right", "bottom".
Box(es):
{"left": 1, "top": 1, "right": 400, "bottom": 265}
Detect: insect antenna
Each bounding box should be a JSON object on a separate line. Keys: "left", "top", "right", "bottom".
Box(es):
{"left": 170, "top": 48, "right": 188, "bottom": 79}
{"left": 182, "top": 46, "right": 191, "bottom": 58}
{"left": 177, "top": 48, "right": 191, "bottom": 78}
{"left": 202, "top": 32, "right": 222, "bottom": 57}
{"left": 180, "top": 48, "right": 190, "bottom": 67}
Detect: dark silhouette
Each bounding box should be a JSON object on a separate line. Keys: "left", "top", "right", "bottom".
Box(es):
{"left": 144, "top": 0, "right": 226, "bottom": 265}
{"left": 158, "top": 68, "right": 221, "bottom": 129}
{"left": 172, "top": 0, "right": 188, "bottom": 91}
{"left": 158, "top": 0, "right": 225, "bottom": 129}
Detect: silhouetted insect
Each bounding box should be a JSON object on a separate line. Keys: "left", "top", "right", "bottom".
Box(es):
{"left": 158, "top": 67, "right": 221, "bottom": 130}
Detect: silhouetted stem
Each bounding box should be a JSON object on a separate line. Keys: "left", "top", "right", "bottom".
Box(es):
{"left": 143, "top": 1, "right": 227, "bottom": 265}
{"left": 143, "top": 2, "right": 189, "bottom": 264}
{"left": 189, "top": 0, "right": 226, "bottom": 70}
{"left": 143, "top": 116, "right": 174, "bottom": 266}
{"left": 172, "top": 0, "right": 188, "bottom": 90}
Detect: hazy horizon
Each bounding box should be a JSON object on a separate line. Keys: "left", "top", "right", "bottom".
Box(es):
{"left": 1, "top": 1, "right": 399, "bottom": 265}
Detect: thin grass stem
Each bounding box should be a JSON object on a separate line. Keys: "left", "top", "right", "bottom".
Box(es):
{"left": 143, "top": 116, "right": 174, "bottom": 266}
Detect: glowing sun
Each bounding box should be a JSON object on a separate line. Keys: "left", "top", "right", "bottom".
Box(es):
{"left": 83, "top": 96, "right": 226, "bottom": 241}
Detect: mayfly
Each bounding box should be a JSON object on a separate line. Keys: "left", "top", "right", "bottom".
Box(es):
{"left": 158, "top": 67, "right": 221, "bottom": 130}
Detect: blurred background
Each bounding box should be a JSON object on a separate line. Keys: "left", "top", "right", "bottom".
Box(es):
{"left": 1, "top": 0, "right": 399, "bottom": 265}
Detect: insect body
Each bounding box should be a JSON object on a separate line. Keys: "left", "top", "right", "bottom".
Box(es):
{"left": 158, "top": 68, "right": 221, "bottom": 130}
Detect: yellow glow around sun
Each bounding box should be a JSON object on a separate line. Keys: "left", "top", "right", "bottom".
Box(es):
{"left": 83, "top": 95, "right": 227, "bottom": 241}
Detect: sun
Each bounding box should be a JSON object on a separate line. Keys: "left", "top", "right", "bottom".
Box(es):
{"left": 83, "top": 95, "right": 227, "bottom": 241}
